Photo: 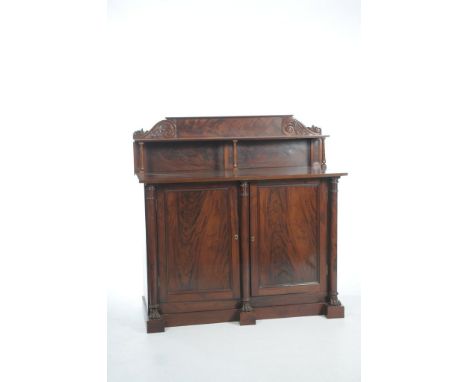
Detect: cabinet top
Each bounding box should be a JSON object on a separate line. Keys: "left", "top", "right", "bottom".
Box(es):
{"left": 165, "top": 114, "right": 293, "bottom": 119}
{"left": 137, "top": 167, "right": 347, "bottom": 184}
{"left": 133, "top": 115, "right": 327, "bottom": 142}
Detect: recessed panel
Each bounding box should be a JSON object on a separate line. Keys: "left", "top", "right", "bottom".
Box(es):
{"left": 166, "top": 188, "right": 231, "bottom": 292}
{"left": 257, "top": 184, "right": 319, "bottom": 286}
{"left": 250, "top": 181, "right": 327, "bottom": 297}
{"left": 238, "top": 140, "right": 309, "bottom": 169}
{"left": 146, "top": 141, "right": 223, "bottom": 172}
{"left": 158, "top": 184, "right": 240, "bottom": 304}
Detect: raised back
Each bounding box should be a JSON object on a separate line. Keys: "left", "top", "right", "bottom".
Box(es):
{"left": 133, "top": 115, "right": 336, "bottom": 183}
{"left": 133, "top": 115, "right": 324, "bottom": 141}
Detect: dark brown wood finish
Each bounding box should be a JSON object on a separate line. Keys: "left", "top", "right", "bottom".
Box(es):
{"left": 138, "top": 142, "right": 145, "bottom": 175}
{"left": 321, "top": 138, "right": 327, "bottom": 171}
{"left": 144, "top": 185, "right": 164, "bottom": 332}
{"left": 133, "top": 115, "right": 347, "bottom": 332}
{"left": 238, "top": 140, "right": 310, "bottom": 169}
{"left": 326, "top": 177, "right": 344, "bottom": 318}
{"left": 137, "top": 167, "right": 346, "bottom": 184}
{"left": 239, "top": 181, "right": 255, "bottom": 325}
{"left": 157, "top": 183, "right": 240, "bottom": 303}
{"left": 133, "top": 115, "right": 325, "bottom": 142}
{"left": 145, "top": 141, "right": 224, "bottom": 173}
{"left": 249, "top": 181, "right": 328, "bottom": 297}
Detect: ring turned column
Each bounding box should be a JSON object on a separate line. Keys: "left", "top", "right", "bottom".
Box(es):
{"left": 239, "top": 181, "right": 256, "bottom": 325}
{"left": 326, "top": 177, "right": 345, "bottom": 318}
{"left": 145, "top": 184, "right": 165, "bottom": 332}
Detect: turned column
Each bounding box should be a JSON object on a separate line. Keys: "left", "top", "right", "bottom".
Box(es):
{"left": 321, "top": 137, "right": 327, "bottom": 171}
{"left": 239, "top": 181, "right": 256, "bottom": 325}
{"left": 232, "top": 140, "right": 238, "bottom": 169}
{"left": 326, "top": 177, "right": 344, "bottom": 318}
{"left": 311, "top": 139, "right": 321, "bottom": 171}
{"left": 144, "top": 184, "right": 164, "bottom": 331}
{"left": 139, "top": 142, "right": 145, "bottom": 175}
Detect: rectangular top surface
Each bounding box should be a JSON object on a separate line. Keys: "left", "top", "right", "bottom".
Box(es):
{"left": 165, "top": 114, "right": 293, "bottom": 119}
{"left": 137, "top": 167, "right": 347, "bottom": 184}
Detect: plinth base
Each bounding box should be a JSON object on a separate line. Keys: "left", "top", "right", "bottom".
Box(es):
{"left": 326, "top": 304, "right": 345, "bottom": 319}
{"left": 239, "top": 311, "right": 256, "bottom": 325}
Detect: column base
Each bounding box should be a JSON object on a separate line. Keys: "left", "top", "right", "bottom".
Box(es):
{"left": 143, "top": 296, "right": 165, "bottom": 333}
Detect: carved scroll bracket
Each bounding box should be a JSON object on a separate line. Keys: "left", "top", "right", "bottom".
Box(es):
{"left": 134, "top": 119, "right": 177, "bottom": 140}
{"left": 282, "top": 117, "right": 322, "bottom": 136}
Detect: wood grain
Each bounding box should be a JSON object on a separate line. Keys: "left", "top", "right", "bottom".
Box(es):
{"left": 238, "top": 140, "right": 309, "bottom": 169}
{"left": 134, "top": 115, "right": 325, "bottom": 141}
{"left": 134, "top": 115, "right": 346, "bottom": 331}
{"left": 138, "top": 167, "right": 347, "bottom": 184}
{"left": 250, "top": 181, "right": 327, "bottom": 296}
{"left": 158, "top": 183, "right": 240, "bottom": 303}
{"left": 145, "top": 141, "right": 223, "bottom": 173}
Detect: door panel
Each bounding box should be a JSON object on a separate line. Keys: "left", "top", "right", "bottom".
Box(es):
{"left": 250, "top": 180, "right": 328, "bottom": 296}
{"left": 158, "top": 183, "right": 240, "bottom": 302}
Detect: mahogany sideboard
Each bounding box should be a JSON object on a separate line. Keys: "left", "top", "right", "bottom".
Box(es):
{"left": 133, "top": 115, "right": 347, "bottom": 333}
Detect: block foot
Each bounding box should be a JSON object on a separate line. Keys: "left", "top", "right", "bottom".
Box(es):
{"left": 326, "top": 304, "right": 345, "bottom": 319}
{"left": 147, "top": 318, "right": 165, "bottom": 333}
{"left": 240, "top": 311, "right": 256, "bottom": 325}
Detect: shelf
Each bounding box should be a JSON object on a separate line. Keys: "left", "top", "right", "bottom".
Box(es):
{"left": 165, "top": 114, "right": 293, "bottom": 119}
{"left": 134, "top": 135, "right": 329, "bottom": 143}
{"left": 137, "top": 166, "right": 347, "bottom": 184}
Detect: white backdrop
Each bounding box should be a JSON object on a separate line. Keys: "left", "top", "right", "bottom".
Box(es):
{"left": 106, "top": 0, "right": 361, "bottom": 300}
{"left": 1, "top": 1, "right": 468, "bottom": 381}
{"left": 105, "top": 3, "right": 361, "bottom": 381}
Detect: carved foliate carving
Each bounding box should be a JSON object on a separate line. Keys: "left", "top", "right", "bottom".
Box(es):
{"left": 148, "top": 120, "right": 177, "bottom": 138}
{"left": 133, "top": 120, "right": 177, "bottom": 139}
{"left": 145, "top": 184, "right": 156, "bottom": 199}
{"left": 330, "top": 178, "right": 339, "bottom": 193}
{"left": 133, "top": 129, "right": 145, "bottom": 139}
{"left": 240, "top": 182, "right": 249, "bottom": 197}
{"left": 328, "top": 293, "right": 342, "bottom": 306}
{"left": 241, "top": 301, "right": 253, "bottom": 312}
{"left": 282, "top": 117, "right": 322, "bottom": 136}
{"left": 148, "top": 304, "right": 161, "bottom": 319}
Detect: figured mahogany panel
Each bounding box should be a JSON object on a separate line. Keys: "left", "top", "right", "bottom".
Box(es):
{"left": 250, "top": 180, "right": 328, "bottom": 296}
{"left": 238, "top": 140, "right": 309, "bottom": 169}
{"left": 145, "top": 141, "right": 224, "bottom": 173}
{"left": 163, "top": 116, "right": 285, "bottom": 138}
{"left": 158, "top": 183, "right": 240, "bottom": 303}
{"left": 133, "top": 115, "right": 324, "bottom": 141}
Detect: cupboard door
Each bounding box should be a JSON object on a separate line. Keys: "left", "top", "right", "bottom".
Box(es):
{"left": 158, "top": 183, "right": 240, "bottom": 302}
{"left": 250, "top": 180, "right": 328, "bottom": 296}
